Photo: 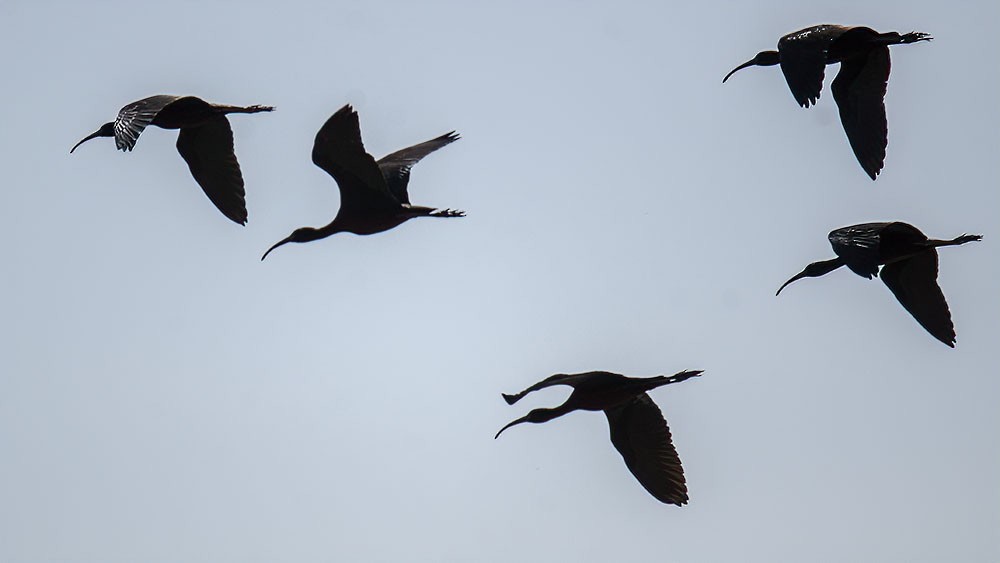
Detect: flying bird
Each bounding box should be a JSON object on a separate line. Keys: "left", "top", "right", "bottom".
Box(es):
{"left": 71, "top": 95, "right": 274, "bottom": 225}
{"left": 496, "top": 370, "right": 702, "bottom": 506}
{"left": 261, "top": 104, "right": 463, "bottom": 260}
{"left": 723, "top": 25, "right": 931, "bottom": 180}
{"left": 777, "top": 222, "right": 982, "bottom": 346}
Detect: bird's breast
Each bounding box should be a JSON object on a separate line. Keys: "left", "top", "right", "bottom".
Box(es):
{"left": 337, "top": 212, "right": 412, "bottom": 236}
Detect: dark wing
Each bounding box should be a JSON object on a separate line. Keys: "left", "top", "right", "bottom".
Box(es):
{"left": 377, "top": 132, "right": 459, "bottom": 204}
{"left": 777, "top": 25, "right": 845, "bottom": 107}
{"left": 880, "top": 250, "right": 956, "bottom": 346}
{"left": 114, "top": 95, "right": 183, "bottom": 151}
{"left": 831, "top": 46, "right": 890, "bottom": 180}
{"left": 829, "top": 223, "right": 890, "bottom": 278}
{"left": 175, "top": 116, "right": 248, "bottom": 225}
{"left": 312, "top": 105, "right": 401, "bottom": 214}
{"left": 605, "top": 393, "right": 688, "bottom": 506}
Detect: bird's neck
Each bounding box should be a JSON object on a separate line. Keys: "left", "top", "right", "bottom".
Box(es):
{"left": 533, "top": 401, "right": 577, "bottom": 423}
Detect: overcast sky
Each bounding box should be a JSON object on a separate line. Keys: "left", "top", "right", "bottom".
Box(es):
{"left": 2, "top": 1, "right": 998, "bottom": 562}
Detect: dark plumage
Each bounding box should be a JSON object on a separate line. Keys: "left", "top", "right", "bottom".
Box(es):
{"left": 71, "top": 95, "right": 273, "bottom": 225}
{"left": 261, "top": 104, "right": 463, "bottom": 260}
{"left": 496, "top": 370, "right": 702, "bottom": 506}
{"left": 724, "top": 25, "right": 931, "bottom": 180}
{"left": 777, "top": 222, "right": 982, "bottom": 346}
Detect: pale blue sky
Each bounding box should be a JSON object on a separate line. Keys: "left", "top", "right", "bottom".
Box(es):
{"left": 1, "top": 1, "right": 998, "bottom": 562}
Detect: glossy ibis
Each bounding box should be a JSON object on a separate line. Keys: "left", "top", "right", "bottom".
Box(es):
{"left": 261, "top": 104, "right": 463, "bottom": 260}
{"left": 71, "top": 95, "right": 274, "bottom": 225}
{"left": 777, "top": 222, "right": 982, "bottom": 346}
{"left": 723, "top": 25, "right": 931, "bottom": 180}
{"left": 496, "top": 370, "right": 702, "bottom": 506}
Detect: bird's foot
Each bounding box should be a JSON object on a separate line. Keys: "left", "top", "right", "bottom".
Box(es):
{"left": 665, "top": 370, "right": 704, "bottom": 384}
{"left": 502, "top": 393, "right": 522, "bottom": 405}
{"left": 431, "top": 208, "right": 466, "bottom": 218}
{"left": 902, "top": 32, "right": 932, "bottom": 43}
{"left": 955, "top": 234, "right": 984, "bottom": 245}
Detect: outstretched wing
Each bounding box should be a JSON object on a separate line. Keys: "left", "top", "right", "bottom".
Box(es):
{"left": 777, "top": 25, "right": 845, "bottom": 107}
{"left": 829, "top": 223, "right": 890, "bottom": 279}
{"left": 114, "top": 95, "right": 183, "bottom": 151}
{"left": 175, "top": 116, "right": 248, "bottom": 225}
{"left": 312, "top": 105, "right": 401, "bottom": 214}
{"left": 880, "top": 250, "right": 956, "bottom": 347}
{"left": 605, "top": 394, "right": 688, "bottom": 505}
{"left": 832, "top": 45, "right": 890, "bottom": 180}
{"left": 377, "top": 132, "right": 459, "bottom": 204}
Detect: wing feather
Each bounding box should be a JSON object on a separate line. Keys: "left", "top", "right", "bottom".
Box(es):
{"left": 312, "top": 105, "right": 400, "bottom": 214}
{"left": 832, "top": 46, "right": 890, "bottom": 180}
{"left": 175, "top": 116, "right": 248, "bottom": 225}
{"left": 114, "top": 95, "right": 183, "bottom": 151}
{"left": 880, "top": 251, "right": 956, "bottom": 346}
{"left": 828, "top": 223, "right": 889, "bottom": 278}
{"left": 777, "top": 25, "right": 845, "bottom": 107}
{"left": 377, "top": 132, "right": 459, "bottom": 204}
{"left": 605, "top": 394, "right": 688, "bottom": 506}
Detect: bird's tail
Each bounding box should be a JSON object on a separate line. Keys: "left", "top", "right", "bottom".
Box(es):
{"left": 429, "top": 208, "right": 466, "bottom": 218}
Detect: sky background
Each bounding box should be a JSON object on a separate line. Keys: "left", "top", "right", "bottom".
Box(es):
{"left": 1, "top": 1, "right": 998, "bottom": 561}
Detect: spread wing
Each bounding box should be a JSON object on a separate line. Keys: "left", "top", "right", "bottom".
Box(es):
{"left": 605, "top": 394, "right": 688, "bottom": 506}
{"left": 880, "top": 250, "right": 956, "bottom": 347}
{"left": 829, "top": 223, "right": 890, "bottom": 279}
{"left": 175, "top": 116, "right": 248, "bottom": 225}
{"left": 312, "top": 105, "right": 401, "bottom": 215}
{"left": 832, "top": 45, "right": 890, "bottom": 180}
{"left": 114, "top": 95, "right": 183, "bottom": 151}
{"left": 377, "top": 132, "right": 459, "bottom": 204}
{"left": 777, "top": 25, "right": 845, "bottom": 107}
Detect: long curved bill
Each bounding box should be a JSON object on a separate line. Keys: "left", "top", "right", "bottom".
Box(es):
{"left": 70, "top": 130, "right": 104, "bottom": 153}
{"left": 775, "top": 269, "right": 808, "bottom": 296}
{"left": 723, "top": 59, "right": 757, "bottom": 83}
{"left": 494, "top": 415, "right": 529, "bottom": 439}
{"left": 261, "top": 236, "right": 294, "bottom": 261}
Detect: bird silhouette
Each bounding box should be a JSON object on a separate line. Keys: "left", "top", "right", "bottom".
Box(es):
{"left": 261, "top": 104, "right": 463, "bottom": 260}
{"left": 777, "top": 222, "right": 982, "bottom": 346}
{"left": 723, "top": 25, "right": 931, "bottom": 180}
{"left": 71, "top": 95, "right": 273, "bottom": 225}
{"left": 496, "top": 370, "right": 702, "bottom": 506}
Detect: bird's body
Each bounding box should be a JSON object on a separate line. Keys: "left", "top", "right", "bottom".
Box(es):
{"left": 496, "top": 370, "right": 702, "bottom": 506}
{"left": 71, "top": 95, "right": 273, "bottom": 225}
{"left": 723, "top": 25, "right": 931, "bottom": 180}
{"left": 261, "top": 104, "right": 463, "bottom": 260}
{"left": 777, "top": 222, "right": 982, "bottom": 346}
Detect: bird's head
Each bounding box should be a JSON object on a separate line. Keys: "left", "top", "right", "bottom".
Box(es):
{"left": 776, "top": 259, "right": 844, "bottom": 296}
{"left": 494, "top": 409, "right": 559, "bottom": 439}
{"left": 261, "top": 227, "right": 326, "bottom": 260}
{"left": 70, "top": 122, "right": 115, "bottom": 153}
{"left": 723, "top": 50, "right": 780, "bottom": 83}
